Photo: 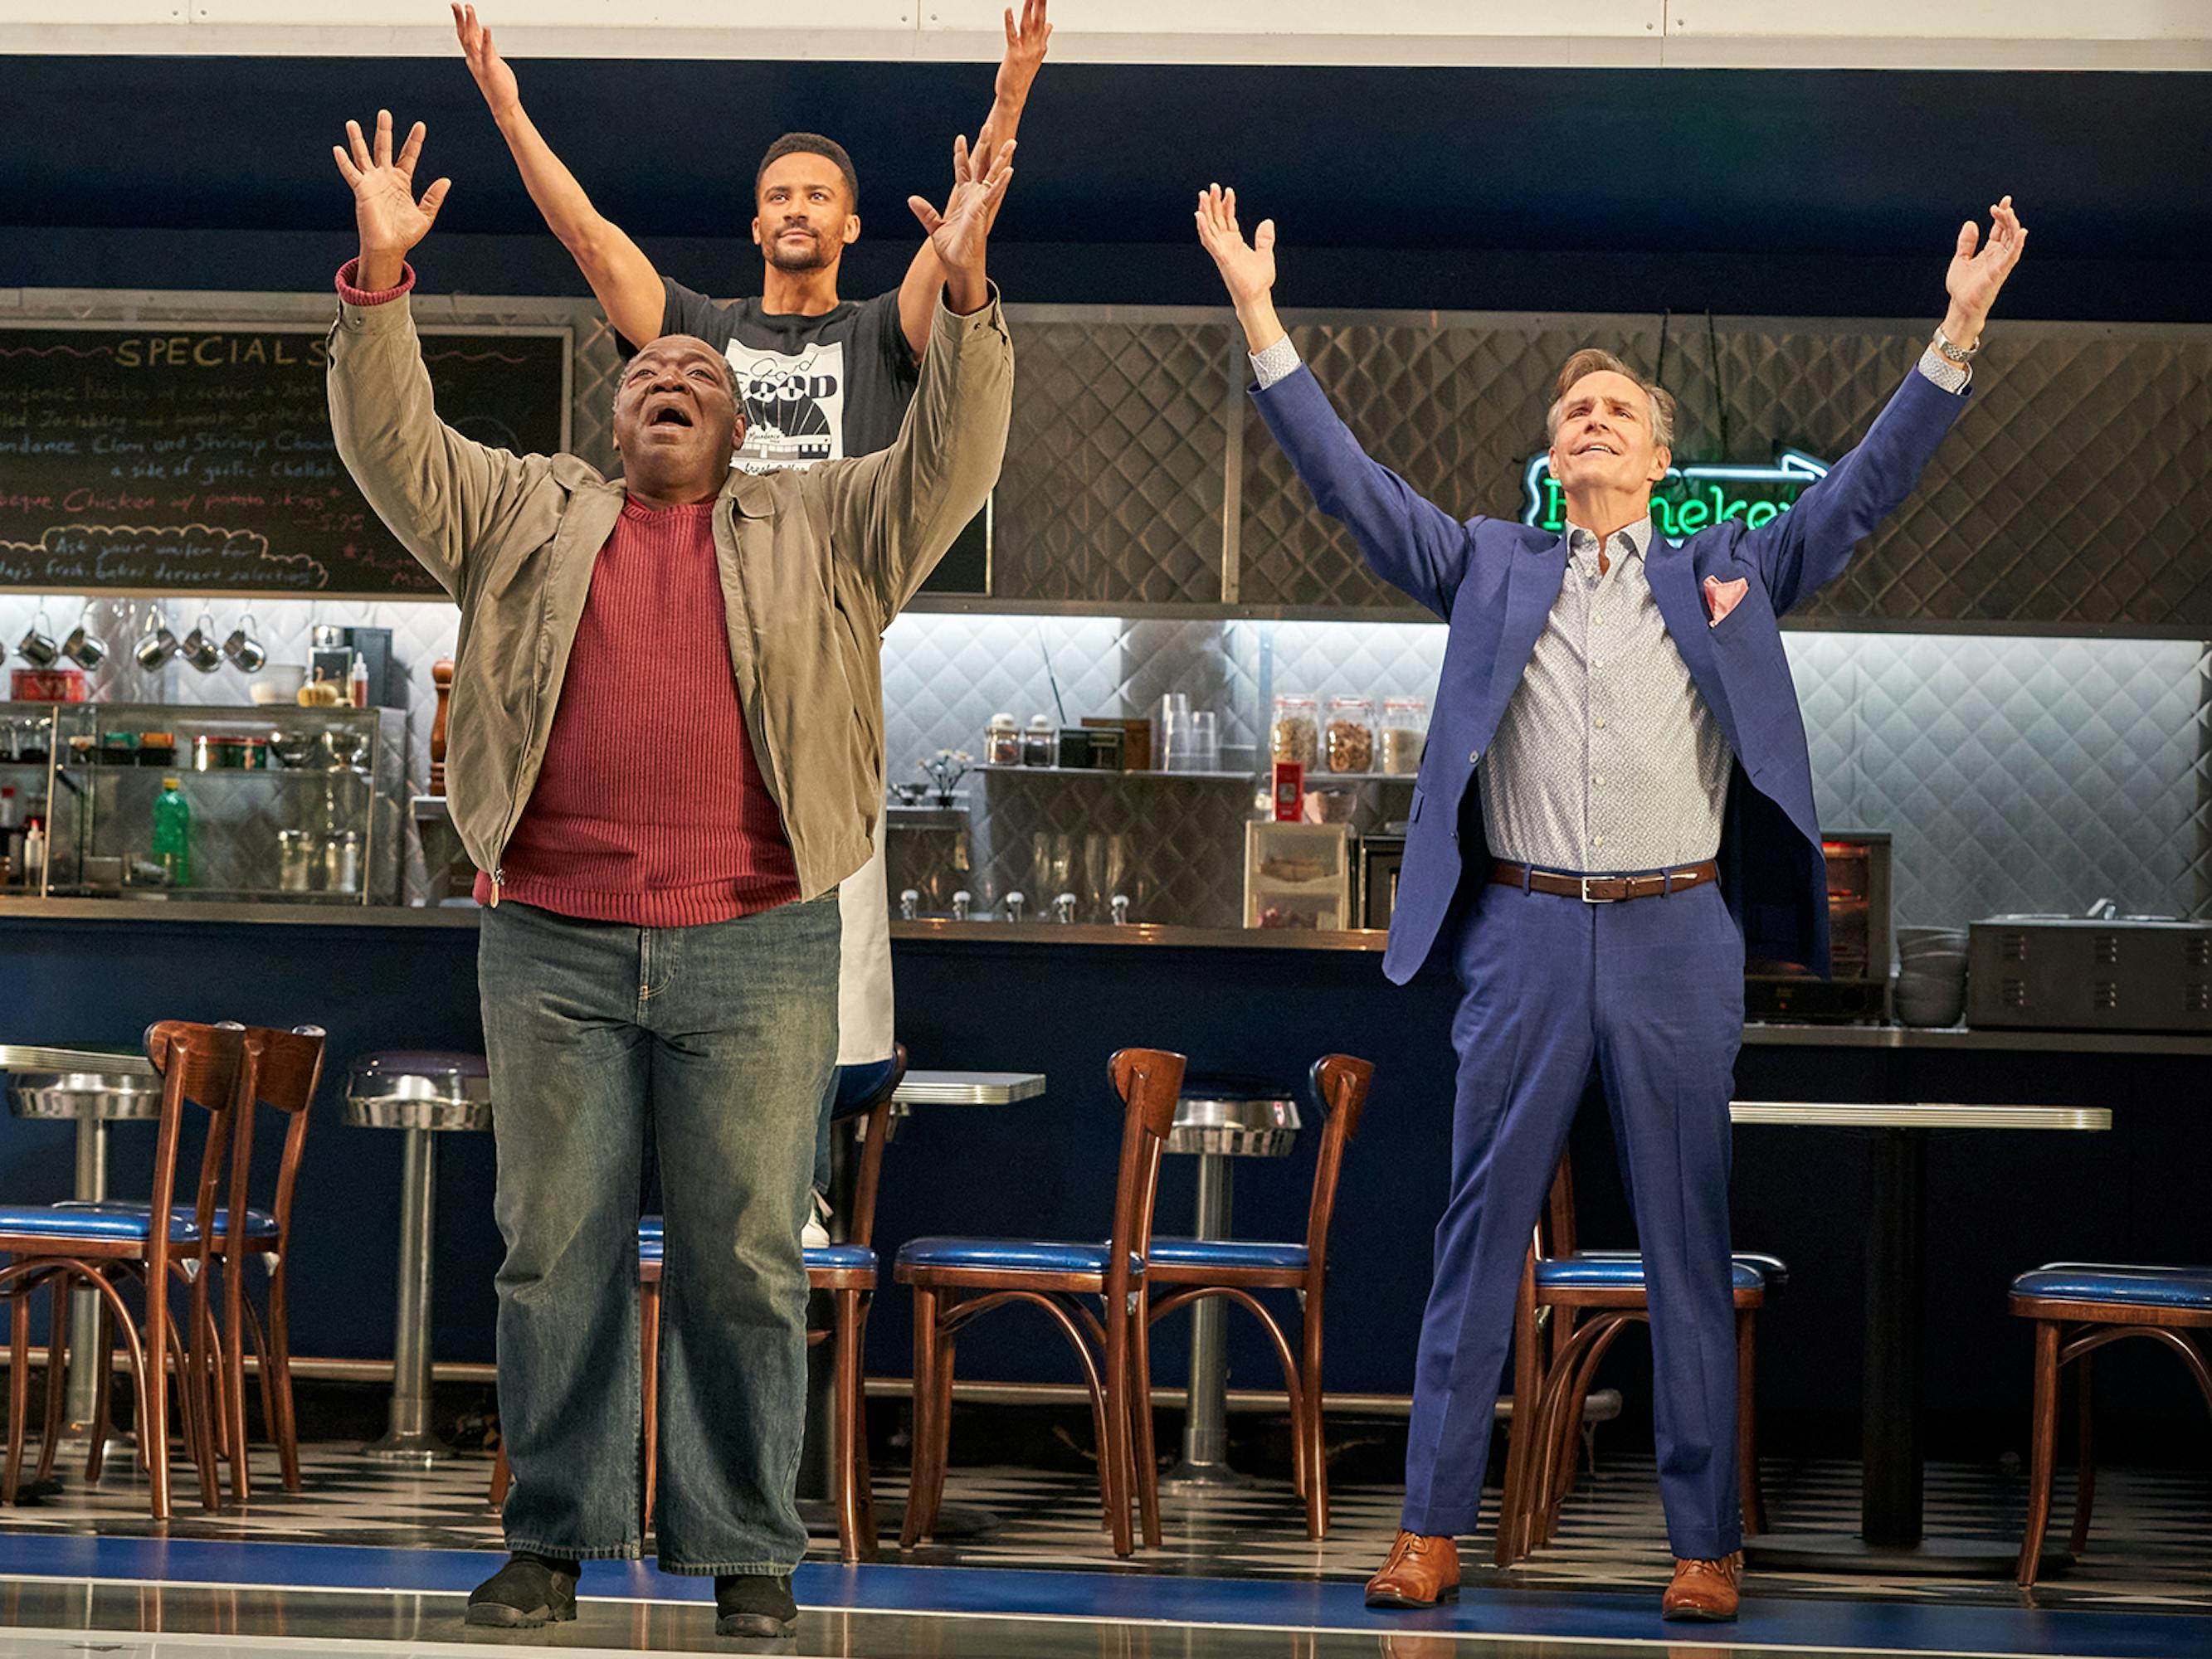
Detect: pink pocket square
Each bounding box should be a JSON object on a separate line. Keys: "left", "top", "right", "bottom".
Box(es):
{"left": 1703, "top": 576, "right": 1749, "bottom": 628}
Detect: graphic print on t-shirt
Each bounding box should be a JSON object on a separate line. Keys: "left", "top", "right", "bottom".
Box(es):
{"left": 728, "top": 339, "right": 845, "bottom": 470}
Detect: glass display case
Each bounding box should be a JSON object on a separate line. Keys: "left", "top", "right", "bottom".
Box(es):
{"left": 0, "top": 702, "right": 404, "bottom": 906}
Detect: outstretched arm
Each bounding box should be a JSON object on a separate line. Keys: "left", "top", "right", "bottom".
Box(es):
{"left": 830, "top": 134, "right": 1016, "bottom": 626}
{"left": 328, "top": 111, "right": 537, "bottom": 598}
{"left": 1742, "top": 196, "right": 2029, "bottom": 613}
{"left": 1196, "top": 184, "right": 1471, "bottom": 620}
{"left": 452, "top": 4, "right": 665, "bottom": 348}
{"left": 897, "top": 0, "right": 1050, "bottom": 360}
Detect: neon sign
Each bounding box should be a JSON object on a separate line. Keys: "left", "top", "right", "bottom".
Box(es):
{"left": 1521, "top": 450, "right": 1830, "bottom": 538}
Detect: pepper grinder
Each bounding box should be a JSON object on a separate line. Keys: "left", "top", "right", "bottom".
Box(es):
{"left": 952, "top": 890, "right": 972, "bottom": 922}
{"left": 429, "top": 659, "right": 454, "bottom": 796}
{"left": 1111, "top": 894, "right": 1130, "bottom": 927}
{"left": 1003, "top": 891, "right": 1025, "bottom": 923}
{"left": 899, "top": 888, "right": 919, "bottom": 921}
{"left": 1053, "top": 892, "right": 1077, "bottom": 924}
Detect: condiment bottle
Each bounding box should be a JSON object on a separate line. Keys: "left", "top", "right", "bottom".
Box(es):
{"left": 151, "top": 776, "right": 192, "bottom": 888}
{"left": 1022, "top": 714, "right": 1055, "bottom": 767}
{"left": 986, "top": 713, "right": 1021, "bottom": 766}
{"left": 348, "top": 652, "right": 369, "bottom": 709}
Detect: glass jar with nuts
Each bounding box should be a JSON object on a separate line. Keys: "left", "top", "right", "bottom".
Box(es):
{"left": 1270, "top": 693, "right": 1319, "bottom": 770}
{"left": 1325, "top": 694, "right": 1375, "bottom": 773}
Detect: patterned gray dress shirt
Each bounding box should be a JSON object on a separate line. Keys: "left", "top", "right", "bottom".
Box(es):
{"left": 1247, "top": 331, "right": 1971, "bottom": 873}
{"left": 1481, "top": 519, "right": 1732, "bottom": 873}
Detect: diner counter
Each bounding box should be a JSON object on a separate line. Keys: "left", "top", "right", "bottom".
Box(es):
{"left": 3, "top": 898, "right": 2209, "bottom": 1057}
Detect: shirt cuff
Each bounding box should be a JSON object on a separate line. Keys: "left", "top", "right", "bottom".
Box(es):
{"left": 335, "top": 258, "right": 417, "bottom": 308}
{"left": 1250, "top": 334, "right": 1302, "bottom": 390}
{"left": 1915, "top": 343, "right": 1970, "bottom": 395}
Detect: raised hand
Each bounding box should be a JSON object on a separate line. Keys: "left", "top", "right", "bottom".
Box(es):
{"left": 332, "top": 110, "right": 451, "bottom": 289}
{"left": 1944, "top": 194, "right": 2028, "bottom": 342}
{"left": 452, "top": 4, "right": 520, "bottom": 119}
{"left": 1195, "top": 183, "right": 1278, "bottom": 312}
{"left": 909, "top": 133, "right": 1014, "bottom": 312}
{"left": 995, "top": 0, "right": 1052, "bottom": 112}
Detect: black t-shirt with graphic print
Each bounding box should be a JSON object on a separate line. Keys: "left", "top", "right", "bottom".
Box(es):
{"left": 655, "top": 277, "right": 920, "bottom": 472}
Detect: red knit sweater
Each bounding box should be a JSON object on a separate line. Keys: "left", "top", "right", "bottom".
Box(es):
{"left": 474, "top": 499, "right": 800, "bottom": 927}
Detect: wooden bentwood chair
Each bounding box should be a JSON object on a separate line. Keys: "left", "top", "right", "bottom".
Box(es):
{"left": 1494, "top": 1151, "right": 1781, "bottom": 1564}
{"left": 51, "top": 1024, "right": 328, "bottom": 1506}
{"left": 1143, "top": 1053, "right": 1374, "bottom": 1539}
{"left": 2008, "top": 1262, "right": 2212, "bottom": 1587}
{"left": 895, "top": 1047, "right": 1187, "bottom": 1558}
{"left": 487, "top": 1048, "right": 908, "bottom": 1564}
{"left": 2, "top": 1021, "right": 242, "bottom": 1520}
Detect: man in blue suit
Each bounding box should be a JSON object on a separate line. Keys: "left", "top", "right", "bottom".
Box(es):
{"left": 1197, "top": 185, "right": 2026, "bottom": 1620}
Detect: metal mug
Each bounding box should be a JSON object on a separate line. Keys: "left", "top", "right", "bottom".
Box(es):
{"left": 16, "top": 610, "right": 60, "bottom": 669}
{"left": 222, "top": 612, "right": 267, "bottom": 673}
{"left": 134, "top": 607, "right": 181, "bottom": 671}
{"left": 178, "top": 611, "right": 224, "bottom": 674}
{"left": 62, "top": 606, "right": 108, "bottom": 671}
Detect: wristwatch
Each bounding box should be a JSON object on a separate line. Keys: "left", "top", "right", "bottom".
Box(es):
{"left": 1932, "top": 323, "right": 1981, "bottom": 364}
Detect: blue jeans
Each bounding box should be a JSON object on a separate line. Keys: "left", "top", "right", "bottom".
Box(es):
{"left": 478, "top": 895, "right": 839, "bottom": 1574}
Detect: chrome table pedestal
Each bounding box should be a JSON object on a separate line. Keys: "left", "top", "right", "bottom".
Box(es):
{"left": 1158, "top": 1080, "right": 1300, "bottom": 1493}
{"left": 342, "top": 1053, "right": 493, "bottom": 1467}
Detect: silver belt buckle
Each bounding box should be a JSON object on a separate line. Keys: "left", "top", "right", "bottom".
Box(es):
{"left": 1579, "top": 875, "right": 1615, "bottom": 904}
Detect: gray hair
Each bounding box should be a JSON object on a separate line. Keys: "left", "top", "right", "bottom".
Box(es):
{"left": 1545, "top": 347, "right": 1676, "bottom": 451}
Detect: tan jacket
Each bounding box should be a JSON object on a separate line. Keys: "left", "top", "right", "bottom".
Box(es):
{"left": 326, "top": 286, "right": 1013, "bottom": 902}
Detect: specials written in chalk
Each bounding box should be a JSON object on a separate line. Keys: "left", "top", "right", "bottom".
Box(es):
{"left": 0, "top": 322, "right": 568, "bottom": 597}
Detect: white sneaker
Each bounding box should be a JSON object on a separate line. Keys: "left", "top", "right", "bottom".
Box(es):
{"left": 801, "top": 1193, "right": 832, "bottom": 1251}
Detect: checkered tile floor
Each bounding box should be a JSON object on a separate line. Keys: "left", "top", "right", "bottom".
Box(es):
{"left": 3, "top": 1440, "right": 2205, "bottom": 1613}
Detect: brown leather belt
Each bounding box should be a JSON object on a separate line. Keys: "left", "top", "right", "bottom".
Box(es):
{"left": 1491, "top": 859, "right": 1720, "bottom": 903}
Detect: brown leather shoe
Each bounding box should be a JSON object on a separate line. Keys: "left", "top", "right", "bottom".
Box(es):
{"left": 1365, "top": 1530, "right": 1460, "bottom": 1608}
{"left": 1661, "top": 1551, "right": 1743, "bottom": 1621}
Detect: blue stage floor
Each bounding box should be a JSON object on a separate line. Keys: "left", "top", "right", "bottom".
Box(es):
{"left": 2, "top": 1531, "right": 2210, "bottom": 1658}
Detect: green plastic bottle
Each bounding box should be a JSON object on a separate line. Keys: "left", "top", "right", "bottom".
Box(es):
{"left": 151, "top": 776, "right": 192, "bottom": 888}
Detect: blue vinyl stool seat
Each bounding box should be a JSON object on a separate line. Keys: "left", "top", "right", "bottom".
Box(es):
{"left": 634, "top": 1215, "right": 875, "bottom": 1277}
{"left": 1534, "top": 1250, "right": 1774, "bottom": 1296}
{"left": 1145, "top": 1237, "right": 1310, "bottom": 1272}
{"left": 895, "top": 1237, "right": 1143, "bottom": 1278}
{"left": 2010, "top": 1262, "right": 2212, "bottom": 1311}
{"left": 0, "top": 1201, "right": 277, "bottom": 1243}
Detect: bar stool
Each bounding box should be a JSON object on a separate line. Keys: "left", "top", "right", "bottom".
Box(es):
{"left": 2008, "top": 1262, "right": 2212, "bottom": 1586}
{"left": 1496, "top": 1151, "right": 1782, "bottom": 1565}
{"left": 342, "top": 1052, "right": 492, "bottom": 1465}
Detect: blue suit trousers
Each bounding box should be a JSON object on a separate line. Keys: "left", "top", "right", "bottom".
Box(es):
{"left": 1401, "top": 875, "right": 1746, "bottom": 1560}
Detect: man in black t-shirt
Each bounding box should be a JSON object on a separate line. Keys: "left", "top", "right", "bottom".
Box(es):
{"left": 452, "top": 2, "right": 1048, "bottom": 1244}
{"left": 454, "top": 1, "right": 1047, "bottom": 466}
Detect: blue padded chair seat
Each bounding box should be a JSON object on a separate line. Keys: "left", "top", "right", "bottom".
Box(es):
{"left": 1147, "top": 1238, "right": 1310, "bottom": 1272}
{"left": 1535, "top": 1251, "right": 1770, "bottom": 1294}
{"left": 2011, "top": 1262, "right": 2212, "bottom": 1311}
{"left": 633, "top": 1218, "right": 874, "bottom": 1275}
{"left": 897, "top": 1238, "right": 1143, "bottom": 1277}
{"left": 2, "top": 1201, "right": 277, "bottom": 1243}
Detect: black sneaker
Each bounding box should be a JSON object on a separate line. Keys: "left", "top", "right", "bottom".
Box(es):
{"left": 714, "top": 1572, "right": 798, "bottom": 1638}
{"left": 465, "top": 1554, "right": 580, "bottom": 1627}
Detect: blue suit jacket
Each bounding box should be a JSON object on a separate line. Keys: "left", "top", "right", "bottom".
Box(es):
{"left": 1252, "top": 363, "right": 1970, "bottom": 985}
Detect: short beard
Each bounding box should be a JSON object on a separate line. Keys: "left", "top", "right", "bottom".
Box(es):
{"left": 764, "top": 233, "right": 833, "bottom": 275}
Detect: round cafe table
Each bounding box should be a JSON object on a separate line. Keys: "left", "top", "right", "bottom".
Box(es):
{"left": 1, "top": 1043, "right": 161, "bottom": 1447}
{"left": 1729, "top": 1099, "right": 2112, "bottom": 1576}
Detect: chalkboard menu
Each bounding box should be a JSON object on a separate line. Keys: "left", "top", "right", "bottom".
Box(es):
{"left": 0, "top": 323, "right": 571, "bottom": 599}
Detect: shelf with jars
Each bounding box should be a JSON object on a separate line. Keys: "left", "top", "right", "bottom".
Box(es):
{"left": 0, "top": 702, "right": 405, "bottom": 906}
